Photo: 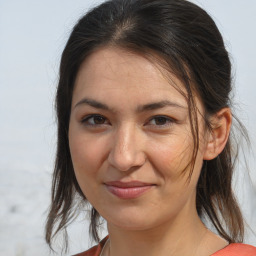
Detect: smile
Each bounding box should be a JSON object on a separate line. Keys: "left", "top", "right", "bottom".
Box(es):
{"left": 104, "top": 181, "right": 155, "bottom": 199}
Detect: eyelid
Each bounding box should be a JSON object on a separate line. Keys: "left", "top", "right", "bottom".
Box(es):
{"left": 81, "top": 114, "right": 110, "bottom": 126}
{"left": 145, "top": 115, "right": 176, "bottom": 127}
{"left": 80, "top": 114, "right": 176, "bottom": 128}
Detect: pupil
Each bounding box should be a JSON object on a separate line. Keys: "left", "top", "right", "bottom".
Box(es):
{"left": 155, "top": 117, "right": 166, "bottom": 125}
{"left": 94, "top": 116, "right": 105, "bottom": 124}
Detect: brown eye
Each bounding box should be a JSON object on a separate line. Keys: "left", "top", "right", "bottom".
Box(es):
{"left": 154, "top": 117, "right": 168, "bottom": 125}
{"left": 81, "top": 115, "right": 109, "bottom": 126}
{"left": 146, "top": 115, "right": 175, "bottom": 128}
{"left": 93, "top": 116, "right": 106, "bottom": 124}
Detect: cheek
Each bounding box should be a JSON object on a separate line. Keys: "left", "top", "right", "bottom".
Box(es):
{"left": 69, "top": 131, "right": 108, "bottom": 183}
{"left": 149, "top": 134, "right": 193, "bottom": 177}
{"left": 68, "top": 133, "right": 110, "bottom": 203}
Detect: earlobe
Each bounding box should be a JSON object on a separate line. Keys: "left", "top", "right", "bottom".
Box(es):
{"left": 203, "top": 108, "right": 232, "bottom": 160}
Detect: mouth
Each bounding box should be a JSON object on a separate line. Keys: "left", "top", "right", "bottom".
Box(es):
{"left": 104, "top": 181, "right": 155, "bottom": 199}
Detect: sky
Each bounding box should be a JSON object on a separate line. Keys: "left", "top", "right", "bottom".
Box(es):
{"left": 0, "top": 0, "right": 255, "bottom": 255}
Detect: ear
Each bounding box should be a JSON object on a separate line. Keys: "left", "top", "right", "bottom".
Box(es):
{"left": 203, "top": 108, "right": 232, "bottom": 160}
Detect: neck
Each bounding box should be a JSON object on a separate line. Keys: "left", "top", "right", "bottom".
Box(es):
{"left": 106, "top": 207, "right": 208, "bottom": 256}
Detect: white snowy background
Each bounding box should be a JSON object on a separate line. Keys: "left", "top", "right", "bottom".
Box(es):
{"left": 0, "top": 0, "right": 255, "bottom": 255}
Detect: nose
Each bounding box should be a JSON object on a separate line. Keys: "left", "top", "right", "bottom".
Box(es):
{"left": 108, "top": 124, "right": 146, "bottom": 172}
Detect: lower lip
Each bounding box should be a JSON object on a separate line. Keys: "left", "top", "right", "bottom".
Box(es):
{"left": 105, "top": 185, "right": 154, "bottom": 199}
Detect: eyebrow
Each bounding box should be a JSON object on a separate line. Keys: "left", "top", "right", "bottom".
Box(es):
{"left": 136, "top": 100, "right": 187, "bottom": 112}
{"left": 74, "top": 98, "right": 110, "bottom": 110}
{"left": 74, "top": 98, "right": 186, "bottom": 112}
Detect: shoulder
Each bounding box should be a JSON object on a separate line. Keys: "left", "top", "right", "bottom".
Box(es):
{"left": 211, "top": 243, "right": 256, "bottom": 256}
{"left": 72, "top": 236, "right": 109, "bottom": 256}
{"left": 73, "top": 244, "right": 99, "bottom": 256}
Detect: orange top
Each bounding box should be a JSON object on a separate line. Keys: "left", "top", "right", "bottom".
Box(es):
{"left": 73, "top": 236, "right": 109, "bottom": 256}
{"left": 211, "top": 243, "right": 256, "bottom": 256}
{"left": 73, "top": 237, "right": 256, "bottom": 256}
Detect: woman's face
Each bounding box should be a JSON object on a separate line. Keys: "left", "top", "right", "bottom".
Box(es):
{"left": 69, "top": 47, "right": 210, "bottom": 230}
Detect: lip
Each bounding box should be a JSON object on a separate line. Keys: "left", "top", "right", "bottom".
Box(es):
{"left": 104, "top": 181, "right": 155, "bottom": 199}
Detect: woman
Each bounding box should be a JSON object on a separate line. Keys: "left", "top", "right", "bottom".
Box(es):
{"left": 45, "top": 0, "right": 256, "bottom": 255}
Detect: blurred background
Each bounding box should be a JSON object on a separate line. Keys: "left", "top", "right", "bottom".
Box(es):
{"left": 0, "top": 0, "right": 255, "bottom": 255}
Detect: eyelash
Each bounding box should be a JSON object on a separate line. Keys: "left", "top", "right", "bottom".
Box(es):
{"left": 146, "top": 115, "right": 176, "bottom": 128}
{"left": 81, "top": 114, "right": 110, "bottom": 126}
{"left": 81, "top": 114, "right": 176, "bottom": 128}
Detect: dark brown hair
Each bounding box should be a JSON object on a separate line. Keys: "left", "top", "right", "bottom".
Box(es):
{"left": 46, "top": 0, "right": 247, "bottom": 251}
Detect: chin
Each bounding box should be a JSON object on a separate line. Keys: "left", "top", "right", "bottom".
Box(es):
{"left": 102, "top": 207, "right": 172, "bottom": 232}
{"left": 109, "top": 218, "right": 154, "bottom": 231}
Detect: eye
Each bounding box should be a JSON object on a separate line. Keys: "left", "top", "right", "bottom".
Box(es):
{"left": 146, "top": 115, "right": 175, "bottom": 127}
{"left": 81, "top": 114, "right": 110, "bottom": 126}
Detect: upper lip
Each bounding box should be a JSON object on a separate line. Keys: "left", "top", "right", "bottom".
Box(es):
{"left": 104, "top": 181, "right": 154, "bottom": 188}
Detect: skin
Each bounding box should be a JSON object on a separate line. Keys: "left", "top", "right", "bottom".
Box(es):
{"left": 69, "top": 47, "right": 231, "bottom": 256}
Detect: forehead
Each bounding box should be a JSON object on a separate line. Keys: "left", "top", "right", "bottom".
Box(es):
{"left": 73, "top": 47, "right": 191, "bottom": 108}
